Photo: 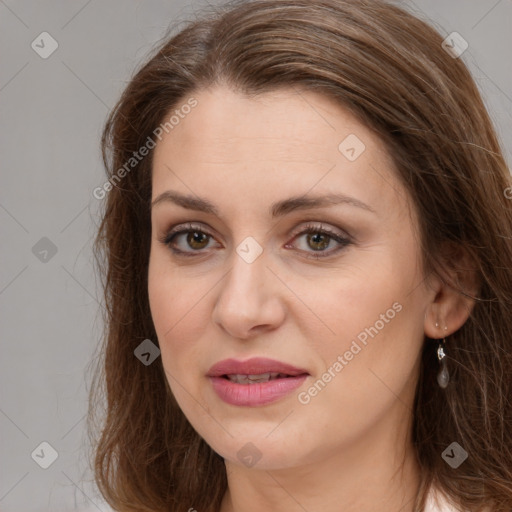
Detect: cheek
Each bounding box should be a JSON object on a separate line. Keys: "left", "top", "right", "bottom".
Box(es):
{"left": 147, "top": 260, "right": 207, "bottom": 365}
{"left": 148, "top": 270, "right": 212, "bottom": 425}
{"left": 307, "top": 281, "right": 405, "bottom": 377}
{"left": 294, "top": 249, "right": 424, "bottom": 411}
{"left": 291, "top": 253, "right": 407, "bottom": 353}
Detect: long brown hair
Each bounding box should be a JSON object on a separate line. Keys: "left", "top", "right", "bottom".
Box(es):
{"left": 87, "top": 0, "right": 512, "bottom": 510}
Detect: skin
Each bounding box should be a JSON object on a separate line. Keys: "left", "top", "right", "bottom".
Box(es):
{"left": 148, "top": 85, "right": 474, "bottom": 512}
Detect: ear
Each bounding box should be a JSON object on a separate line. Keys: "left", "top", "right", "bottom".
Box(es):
{"left": 424, "top": 242, "right": 480, "bottom": 339}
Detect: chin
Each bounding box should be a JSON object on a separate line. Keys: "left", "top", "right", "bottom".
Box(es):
{"left": 200, "top": 426, "right": 319, "bottom": 471}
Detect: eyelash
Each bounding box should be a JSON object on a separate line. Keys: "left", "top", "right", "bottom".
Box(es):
{"left": 159, "top": 222, "right": 352, "bottom": 260}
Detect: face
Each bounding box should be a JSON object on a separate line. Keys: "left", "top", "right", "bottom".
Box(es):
{"left": 148, "top": 85, "right": 432, "bottom": 470}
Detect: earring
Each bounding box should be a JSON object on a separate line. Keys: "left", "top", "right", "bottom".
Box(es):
{"left": 436, "top": 337, "right": 449, "bottom": 389}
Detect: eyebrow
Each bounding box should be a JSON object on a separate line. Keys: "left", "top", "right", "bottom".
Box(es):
{"left": 150, "top": 190, "right": 376, "bottom": 217}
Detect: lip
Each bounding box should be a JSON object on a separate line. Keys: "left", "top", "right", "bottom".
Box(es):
{"left": 207, "top": 357, "right": 309, "bottom": 377}
{"left": 207, "top": 357, "right": 309, "bottom": 407}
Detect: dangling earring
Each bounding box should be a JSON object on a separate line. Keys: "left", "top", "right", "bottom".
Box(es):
{"left": 436, "top": 337, "right": 449, "bottom": 389}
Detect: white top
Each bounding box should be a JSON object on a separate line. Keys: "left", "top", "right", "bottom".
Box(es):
{"left": 424, "top": 486, "right": 462, "bottom": 512}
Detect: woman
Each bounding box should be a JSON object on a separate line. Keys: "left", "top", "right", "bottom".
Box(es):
{"left": 88, "top": 0, "right": 512, "bottom": 511}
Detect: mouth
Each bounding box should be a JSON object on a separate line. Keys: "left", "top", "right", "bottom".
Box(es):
{"left": 221, "top": 372, "right": 305, "bottom": 384}
{"left": 206, "top": 357, "right": 309, "bottom": 406}
{"left": 207, "top": 357, "right": 309, "bottom": 379}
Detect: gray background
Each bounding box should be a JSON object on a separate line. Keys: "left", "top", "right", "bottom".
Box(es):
{"left": 1, "top": 1, "right": 510, "bottom": 511}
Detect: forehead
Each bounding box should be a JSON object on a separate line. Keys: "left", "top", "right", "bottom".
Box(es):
{"left": 151, "top": 85, "right": 409, "bottom": 224}
{"left": 154, "top": 86, "right": 384, "bottom": 161}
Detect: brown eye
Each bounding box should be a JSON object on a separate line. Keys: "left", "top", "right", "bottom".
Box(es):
{"left": 161, "top": 223, "right": 218, "bottom": 256}
{"left": 185, "top": 231, "right": 210, "bottom": 250}
{"left": 305, "top": 232, "right": 331, "bottom": 251}
{"left": 288, "top": 223, "right": 352, "bottom": 259}
{"left": 160, "top": 221, "right": 352, "bottom": 260}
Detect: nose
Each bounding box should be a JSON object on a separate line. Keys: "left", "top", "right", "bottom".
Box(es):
{"left": 211, "top": 245, "right": 286, "bottom": 340}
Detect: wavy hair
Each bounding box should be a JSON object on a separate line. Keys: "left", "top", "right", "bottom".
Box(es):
{"left": 88, "top": 0, "right": 512, "bottom": 510}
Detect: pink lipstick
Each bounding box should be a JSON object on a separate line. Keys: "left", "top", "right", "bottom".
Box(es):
{"left": 207, "top": 357, "right": 309, "bottom": 406}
